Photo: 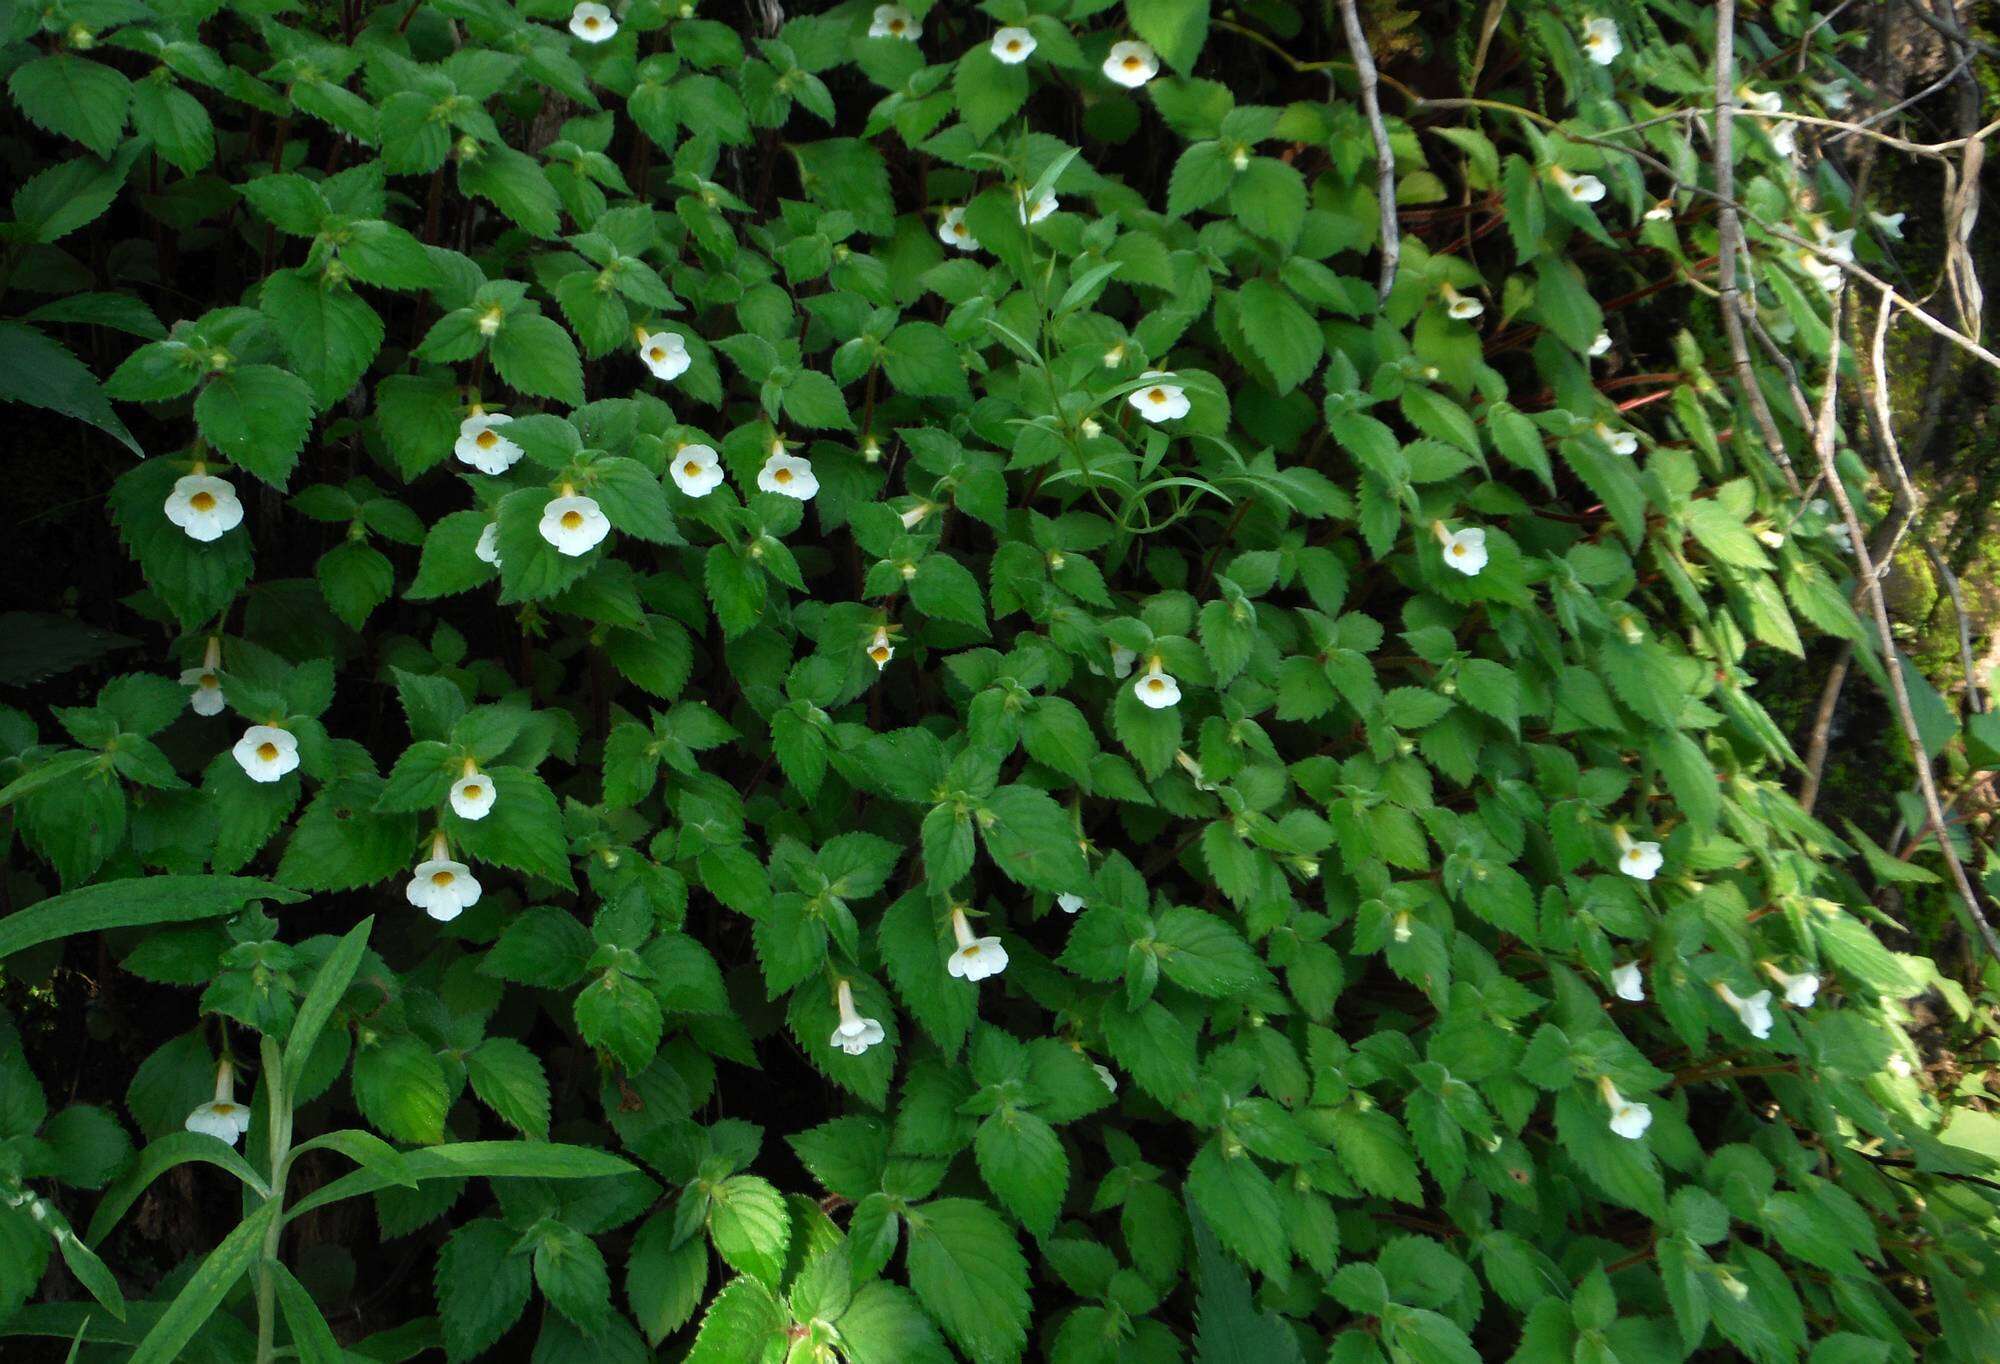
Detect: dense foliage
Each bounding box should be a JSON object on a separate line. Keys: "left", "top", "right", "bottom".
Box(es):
{"left": 3, "top": 0, "right": 1999, "bottom": 1359}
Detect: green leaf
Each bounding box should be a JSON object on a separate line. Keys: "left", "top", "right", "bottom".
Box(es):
{"left": 906, "top": 1198, "right": 1029, "bottom": 1364}
{"left": 1127, "top": 0, "right": 1212, "bottom": 72}
{"left": 195, "top": 365, "right": 316, "bottom": 489}
{"left": 490, "top": 313, "right": 585, "bottom": 407}
{"left": 707, "top": 1174, "right": 791, "bottom": 1287}
{"left": 436, "top": 1219, "right": 532, "bottom": 1362}
{"left": 262, "top": 269, "right": 382, "bottom": 408}
{"left": 974, "top": 1108, "right": 1067, "bottom": 1238}
{"left": 684, "top": 1276, "right": 785, "bottom": 1364}
{"left": 282, "top": 916, "right": 373, "bottom": 1094}
{"left": 8, "top": 56, "right": 130, "bottom": 158}
{"left": 532, "top": 1220, "right": 613, "bottom": 1335}
{"left": 0, "top": 876, "right": 299, "bottom": 959}
{"left": 0, "top": 322, "right": 141, "bottom": 458}
{"left": 1236, "top": 278, "right": 1321, "bottom": 394}
{"left": 1187, "top": 1141, "right": 1287, "bottom": 1279}
{"left": 465, "top": 1038, "right": 552, "bottom": 1140}
{"left": 575, "top": 967, "right": 664, "bottom": 1072}
{"left": 626, "top": 1211, "right": 707, "bottom": 1345}
{"left": 352, "top": 1034, "right": 450, "bottom": 1145}
{"left": 979, "top": 784, "right": 1089, "bottom": 894}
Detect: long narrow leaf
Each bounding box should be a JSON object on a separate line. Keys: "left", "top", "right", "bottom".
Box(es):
{"left": 286, "top": 1141, "right": 636, "bottom": 1222}
{"left": 128, "top": 1200, "right": 278, "bottom": 1364}
{"left": 87, "top": 1132, "right": 271, "bottom": 1247}
{"left": 271, "top": 1259, "right": 344, "bottom": 1364}
{"left": 282, "top": 915, "right": 373, "bottom": 1090}
{"left": 0, "top": 876, "right": 301, "bottom": 960}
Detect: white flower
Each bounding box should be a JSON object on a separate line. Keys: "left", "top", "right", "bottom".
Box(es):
{"left": 1740, "top": 86, "right": 1783, "bottom": 116}
{"left": 1643, "top": 200, "right": 1673, "bottom": 222}
{"left": 1111, "top": 644, "right": 1138, "bottom": 678}
{"left": 1551, "top": 167, "right": 1606, "bottom": 204}
{"left": 757, "top": 451, "right": 818, "bottom": 500}
{"left": 1589, "top": 331, "right": 1613, "bottom": 357}
{"left": 1762, "top": 962, "right": 1821, "bottom": 1008}
{"left": 1756, "top": 527, "right": 1785, "bottom": 549}
{"left": 1103, "top": 39, "right": 1158, "bottom": 87}
{"left": 455, "top": 413, "right": 522, "bottom": 475}
{"left": 1826, "top": 521, "right": 1854, "bottom": 555}
{"left": 1797, "top": 249, "right": 1842, "bottom": 293}
{"left": 569, "top": 1, "right": 615, "bottom": 42}
{"left": 1128, "top": 371, "right": 1189, "bottom": 422}
{"left": 539, "top": 491, "right": 610, "bottom": 556}
{"left": 1870, "top": 211, "right": 1905, "bottom": 238}
{"left": 164, "top": 473, "right": 244, "bottom": 543}
{"left": 947, "top": 907, "right": 1008, "bottom": 982}
{"left": 1813, "top": 223, "right": 1857, "bottom": 264}
{"left": 639, "top": 331, "right": 691, "bottom": 382}
{"left": 1612, "top": 961, "right": 1646, "bottom": 1002}
{"left": 1434, "top": 522, "right": 1488, "bottom": 576}
{"left": 450, "top": 766, "right": 496, "bottom": 820}
{"left": 1135, "top": 661, "right": 1180, "bottom": 710}
{"left": 899, "top": 500, "right": 935, "bottom": 530}
{"left": 180, "top": 637, "right": 225, "bottom": 716}
{"left": 185, "top": 1061, "right": 253, "bottom": 1145}
{"left": 828, "top": 980, "right": 886, "bottom": 1055}
{"left": 1770, "top": 121, "right": 1798, "bottom": 157}
{"left": 1582, "top": 16, "right": 1621, "bottom": 64}
{"left": 1017, "top": 187, "right": 1058, "bottom": 225}
{"left": 1613, "top": 827, "right": 1663, "bottom": 881}
{"left": 1595, "top": 422, "right": 1639, "bottom": 456}
{"left": 1715, "top": 982, "right": 1775, "bottom": 1039}
{"left": 1391, "top": 912, "right": 1413, "bottom": 943}
{"left": 1816, "top": 80, "right": 1852, "bottom": 112}
{"left": 180, "top": 666, "right": 226, "bottom": 716}
{"left": 866, "top": 626, "right": 894, "bottom": 670}
{"left": 1093, "top": 1062, "right": 1118, "bottom": 1093}
{"left": 669, "top": 443, "right": 724, "bottom": 497}
{"left": 1885, "top": 1053, "right": 1913, "bottom": 1078}
{"left": 1599, "top": 1077, "right": 1652, "bottom": 1140}
{"left": 937, "top": 206, "right": 980, "bottom": 252}
{"left": 1057, "top": 893, "right": 1086, "bottom": 914}
{"left": 868, "top": 3, "right": 918, "bottom": 40}
{"left": 1440, "top": 283, "right": 1484, "bottom": 320}
{"left": 991, "top": 27, "right": 1035, "bottom": 64}
{"left": 474, "top": 521, "right": 502, "bottom": 566}
{"left": 233, "top": 725, "right": 299, "bottom": 783}
{"left": 407, "top": 835, "right": 481, "bottom": 921}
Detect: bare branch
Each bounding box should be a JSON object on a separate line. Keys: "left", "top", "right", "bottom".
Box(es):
{"left": 1335, "top": 0, "right": 1400, "bottom": 302}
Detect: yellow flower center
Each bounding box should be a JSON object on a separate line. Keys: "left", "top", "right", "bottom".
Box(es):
{"left": 649, "top": 347, "right": 664, "bottom": 361}
{"left": 1451, "top": 542, "right": 1466, "bottom": 555}
{"left": 870, "top": 645, "right": 890, "bottom": 663}
{"left": 584, "top": 15, "right": 599, "bottom": 28}
{"left": 960, "top": 944, "right": 980, "bottom": 957}
{"left": 256, "top": 742, "right": 279, "bottom": 761}
{"left": 190, "top": 491, "right": 216, "bottom": 512}
{"left": 1147, "top": 388, "right": 1166, "bottom": 403}
{"left": 432, "top": 870, "right": 455, "bottom": 887}
{"left": 683, "top": 461, "right": 702, "bottom": 477}
{"left": 1005, "top": 39, "right": 1021, "bottom": 53}
{"left": 1147, "top": 677, "right": 1166, "bottom": 692}
{"left": 562, "top": 510, "right": 584, "bottom": 530}
{"left": 1123, "top": 55, "right": 1143, "bottom": 70}
{"left": 476, "top": 430, "right": 498, "bottom": 449}
{"left": 199, "top": 673, "right": 217, "bottom": 688}
{"left": 888, "top": 18, "right": 904, "bottom": 32}
{"left": 461, "top": 784, "right": 482, "bottom": 800}
{"left": 774, "top": 467, "right": 793, "bottom": 484}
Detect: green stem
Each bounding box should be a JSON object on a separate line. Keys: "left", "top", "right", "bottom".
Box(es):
{"left": 253, "top": 1037, "right": 293, "bottom": 1364}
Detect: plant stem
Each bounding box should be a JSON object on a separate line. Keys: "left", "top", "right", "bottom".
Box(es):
{"left": 254, "top": 1036, "right": 293, "bottom": 1364}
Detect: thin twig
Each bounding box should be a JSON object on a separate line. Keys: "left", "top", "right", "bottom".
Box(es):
{"left": 1335, "top": 0, "right": 1400, "bottom": 302}
{"left": 1711, "top": 0, "right": 1803, "bottom": 494}
{"left": 1799, "top": 642, "right": 1854, "bottom": 814}
{"left": 1812, "top": 290, "right": 2000, "bottom": 962}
